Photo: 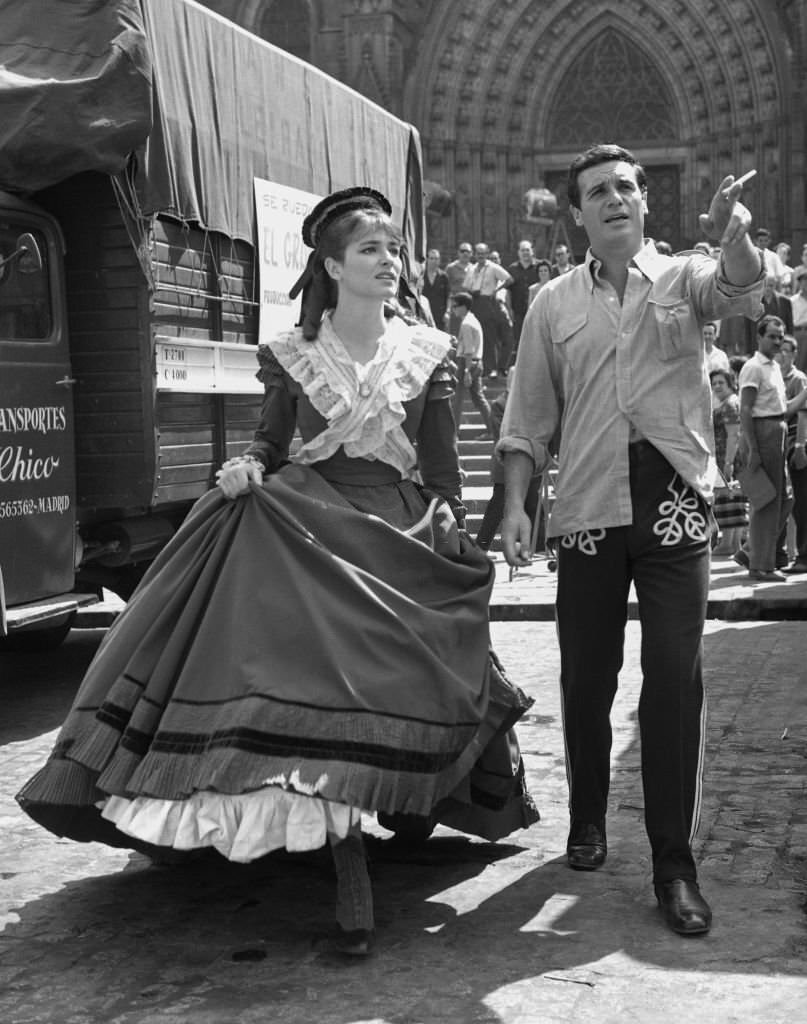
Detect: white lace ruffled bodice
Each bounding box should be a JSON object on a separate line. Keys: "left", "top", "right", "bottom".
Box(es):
{"left": 267, "top": 313, "right": 452, "bottom": 476}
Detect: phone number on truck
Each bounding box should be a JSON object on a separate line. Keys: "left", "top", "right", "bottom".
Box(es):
{"left": 0, "top": 495, "right": 71, "bottom": 517}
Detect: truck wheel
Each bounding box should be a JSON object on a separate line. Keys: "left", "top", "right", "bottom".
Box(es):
{"left": 0, "top": 621, "right": 73, "bottom": 652}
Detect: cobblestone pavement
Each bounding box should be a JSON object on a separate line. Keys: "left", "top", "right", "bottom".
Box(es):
{"left": 1, "top": 620, "right": 806, "bottom": 1024}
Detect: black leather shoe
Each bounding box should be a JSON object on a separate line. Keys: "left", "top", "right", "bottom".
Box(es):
{"left": 566, "top": 822, "right": 607, "bottom": 871}
{"left": 655, "top": 879, "right": 712, "bottom": 935}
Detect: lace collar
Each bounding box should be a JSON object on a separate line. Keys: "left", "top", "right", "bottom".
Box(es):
{"left": 267, "top": 313, "right": 451, "bottom": 472}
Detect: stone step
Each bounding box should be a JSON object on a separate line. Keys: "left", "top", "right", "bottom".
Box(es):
{"left": 462, "top": 472, "right": 490, "bottom": 488}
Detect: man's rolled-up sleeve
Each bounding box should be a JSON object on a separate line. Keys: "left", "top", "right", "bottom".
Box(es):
{"left": 691, "top": 252, "right": 765, "bottom": 320}
{"left": 495, "top": 296, "right": 560, "bottom": 474}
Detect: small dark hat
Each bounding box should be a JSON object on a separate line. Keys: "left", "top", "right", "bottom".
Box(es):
{"left": 302, "top": 186, "right": 392, "bottom": 249}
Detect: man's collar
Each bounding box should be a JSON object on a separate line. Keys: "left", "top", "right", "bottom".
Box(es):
{"left": 586, "top": 239, "right": 662, "bottom": 285}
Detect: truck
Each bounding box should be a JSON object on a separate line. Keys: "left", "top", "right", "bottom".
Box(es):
{"left": 0, "top": 0, "right": 425, "bottom": 648}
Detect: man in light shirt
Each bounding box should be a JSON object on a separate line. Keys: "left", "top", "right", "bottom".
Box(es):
{"left": 790, "top": 268, "right": 807, "bottom": 371}
{"left": 499, "top": 143, "right": 764, "bottom": 938}
{"left": 463, "top": 242, "right": 513, "bottom": 377}
{"left": 736, "top": 316, "right": 807, "bottom": 579}
{"left": 450, "top": 291, "right": 493, "bottom": 437}
{"left": 551, "top": 242, "right": 575, "bottom": 276}
{"left": 755, "top": 227, "right": 787, "bottom": 286}
{"left": 703, "top": 321, "right": 729, "bottom": 372}
{"left": 445, "top": 242, "right": 474, "bottom": 336}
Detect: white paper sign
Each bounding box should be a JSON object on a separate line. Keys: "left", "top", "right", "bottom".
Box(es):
{"left": 254, "top": 178, "right": 321, "bottom": 342}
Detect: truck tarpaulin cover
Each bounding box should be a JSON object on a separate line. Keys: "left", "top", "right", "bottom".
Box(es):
{"left": 0, "top": 0, "right": 423, "bottom": 252}
{"left": 139, "top": 0, "right": 423, "bottom": 247}
{"left": 0, "top": 0, "right": 151, "bottom": 191}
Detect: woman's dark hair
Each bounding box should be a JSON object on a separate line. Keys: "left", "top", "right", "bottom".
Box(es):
{"left": 567, "top": 144, "right": 647, "bottom": 209}
{"left": 709, "top": 367, "right": 737, "bottom": 392}
{"left": 535, "top": 259, "right": 552, "bottom": 277}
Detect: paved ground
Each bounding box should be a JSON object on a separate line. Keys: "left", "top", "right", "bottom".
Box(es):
{"left": 1, "top": 611, "right": 806, "bottom": 1023}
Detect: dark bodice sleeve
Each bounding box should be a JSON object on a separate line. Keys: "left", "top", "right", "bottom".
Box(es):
{"left": 414, "top": 362, "right": 465, "bottom": 518}
{"left": 243, "top": 348, "right": 298, "bottom": 472}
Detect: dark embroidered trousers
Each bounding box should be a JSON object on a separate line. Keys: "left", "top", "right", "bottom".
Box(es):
{"left": 555, "top": 441, "right": 711, "bottom": 883}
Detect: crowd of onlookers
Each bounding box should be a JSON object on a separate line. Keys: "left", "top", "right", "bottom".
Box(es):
{"left": 416, "top": 230, "right": 807, "bottom": 578}
{"left": 417, "top": 237, "right": 576, "bottom": 381}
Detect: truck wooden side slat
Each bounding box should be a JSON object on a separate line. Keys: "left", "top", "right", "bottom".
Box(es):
{"left": 159, "top": 444, "right": 216, "bottom": 468}
{"left": 158, "top": 463, "right": 215, "bottom": 485}
{"left": 71, "top": 352, "right": 142, "bottom": 374}
{"left": 68, "top": 308, "right": 142, "bottom": 332}
{"left": 72, "top": 413, "right": 144, "bottom": 436}
{"left": 155, "top": 480, "right": 216, "bottom": 504}
{"left": 155, "top": 392, "right": 216, "bottom": 504}
{"left": 78, "top": 393, "right": 143, "bottom": 412}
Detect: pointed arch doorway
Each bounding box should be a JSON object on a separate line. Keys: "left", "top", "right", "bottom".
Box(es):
{"left": 542, "top": 27, "right": 684, "bottom": 257}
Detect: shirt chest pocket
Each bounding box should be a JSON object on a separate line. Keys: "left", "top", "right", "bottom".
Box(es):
{"left": 649, "top": 297, "right": 696, "bottom": 361}
{"left": 552, "top": 311, "right": 589, "bottom": 371}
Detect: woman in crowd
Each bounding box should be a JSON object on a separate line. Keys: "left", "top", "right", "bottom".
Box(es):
{"left": 710, "top": 367, "right": 747, "bottom": 556}
{"left": 17, "top": 187, "right": 538, "bottom": 958}
{"left": 526, "top": 259, "right": 552, "bottom": 306}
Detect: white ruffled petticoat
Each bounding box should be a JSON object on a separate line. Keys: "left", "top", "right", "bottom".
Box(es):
{"left": 100, "top": 787, "right": 361, "bottom": 863}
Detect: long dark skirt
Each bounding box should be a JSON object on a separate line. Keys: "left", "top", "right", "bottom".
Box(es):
{"left": 17, "top": 464, "right": 538, "bottom": 857}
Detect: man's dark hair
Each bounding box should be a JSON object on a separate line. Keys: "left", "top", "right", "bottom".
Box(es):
{"left": 567, "top": 144, "right": 647, "bottom": 209}
{"left": 452, "top": 291, "right": 473, "bottom": 310}
{"left": 757, "top": 314, "right": 784, "bottom": 337}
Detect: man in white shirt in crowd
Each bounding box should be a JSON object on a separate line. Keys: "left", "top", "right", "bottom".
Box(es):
{"left": 755, "top": 227, "right": 787, "bottom": 286}
{"left": 450, "top": 291, "right": 493, "bottom": 438}
{"left": 736, "top": 317, "right": 807, "bottom": 578}
{"left": 463, "top": 243, "right": 513, "bottom": 378}
{"left": 790, "top": 267, "right": 807, "bottom": 371}
{"left": 777, "top": 336, "right": 807, "bottom": 573}
{"left": 445, "top": 242, "right": 474, "bottom": 336}
{"left": 551, "top": 242, "right": 574, "bottom": 277}
{"left": 703, "top": 321, "right": 729, "bottom": 372}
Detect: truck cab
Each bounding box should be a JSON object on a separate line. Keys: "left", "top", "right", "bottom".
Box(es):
{"left": 0, "top": 193, "right": 87, "bottom": 644}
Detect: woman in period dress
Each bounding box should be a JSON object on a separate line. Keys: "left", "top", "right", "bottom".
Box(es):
{"left": 17, "top": 187, "right": 538, "bottom": 957}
